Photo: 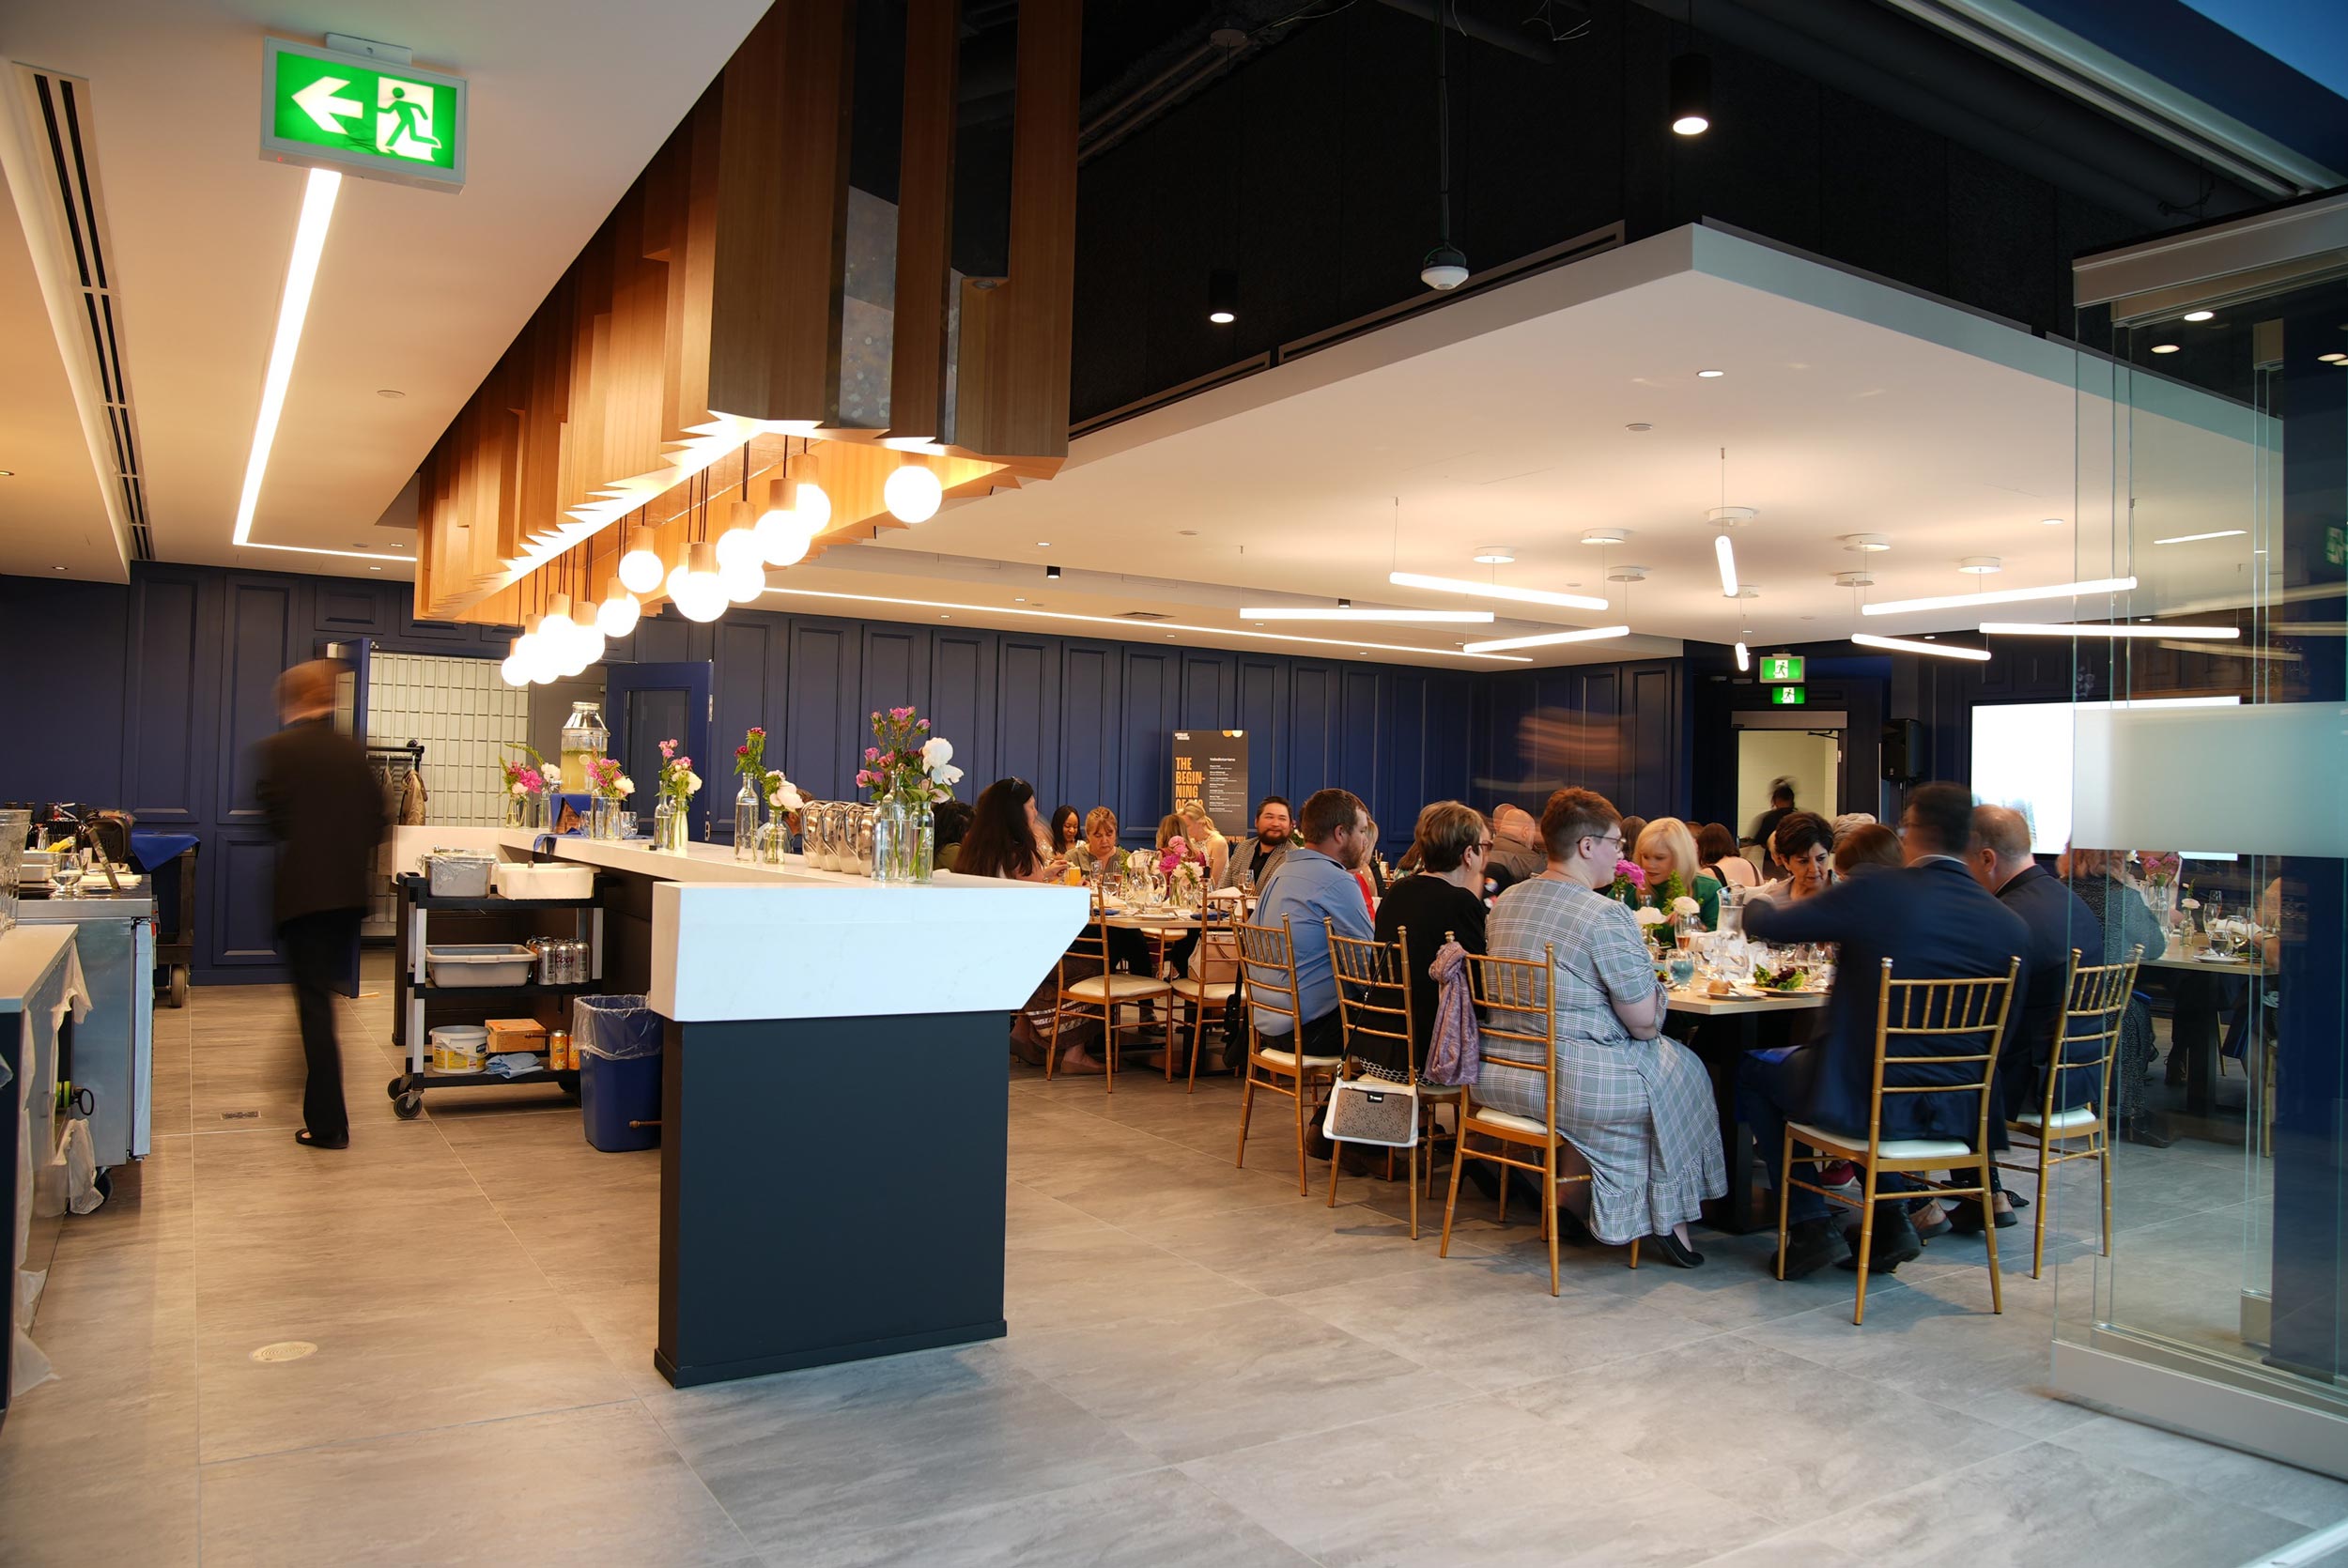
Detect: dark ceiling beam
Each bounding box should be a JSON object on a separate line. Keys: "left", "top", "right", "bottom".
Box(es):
{"left": 1628, "top": 0, "right": 2263, "bottom": 226}
{"left": 1368, "top": 0, "right": 1559, "bottom": 64}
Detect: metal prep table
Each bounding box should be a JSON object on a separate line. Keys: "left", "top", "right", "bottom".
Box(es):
{"left": 17, "top": 894, "right": 153, "bottom": 1169}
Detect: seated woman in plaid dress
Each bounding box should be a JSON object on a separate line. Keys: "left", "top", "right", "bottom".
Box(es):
{"left": 1485, "top": 789, "right": 1727, "bottom": 1267}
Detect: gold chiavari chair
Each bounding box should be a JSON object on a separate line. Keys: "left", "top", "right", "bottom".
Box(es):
{"left": 2000, "top": 945, "right": 2141, "bottom": 1279}
{"left": 1168, "top": 907, "right": 1243, "bottom": 1092}
{"left": 1326, "top": 922, "right": 1466, "bottom": 1240}
{"left": 1048, "top": 883, "right": 1175, "bottom": 1095}
{"left": 1233, "top": 915, "right": 1343, "bottom": 1195}
{"left": 1440, "top": 945, "right": 1640, "bottom": 1296}
{"left": 1776, "top": 957, "right": 2020, "bottom": 1325}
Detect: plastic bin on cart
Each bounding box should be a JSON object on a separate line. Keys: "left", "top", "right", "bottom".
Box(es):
{"left": 574, "top": 994, "right": 663, "bottom": 1151}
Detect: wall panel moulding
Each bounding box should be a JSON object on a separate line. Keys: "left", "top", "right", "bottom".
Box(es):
{"left": 414, "top": 0, "right": 1082, "bottom": 626}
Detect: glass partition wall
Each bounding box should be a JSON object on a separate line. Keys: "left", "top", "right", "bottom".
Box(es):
{"left": 2061, "top": 193, "right": 2347, "bottom": 1478}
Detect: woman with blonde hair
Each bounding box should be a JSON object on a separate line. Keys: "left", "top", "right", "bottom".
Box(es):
{"left": 1630, "top": 817, "right": 1722, "bottom": 929}
{"left": 1174, "top": 800, "right": 1230, "bottom": 885}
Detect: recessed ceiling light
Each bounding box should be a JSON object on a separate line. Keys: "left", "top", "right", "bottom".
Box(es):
{"left": 376, "top": 388, "right": 404, "bottom": 398}
{"left": 1840, "top": 533, "right": 1890, "bottom": 552}
{"left": 2041, "top": 517, "right": 2065, "bottom": 527}
{"left": 1624, "top": 423, "right": 1652, "bottom": 433}
{"left": 1045, "top": 565, "right": 1061, "bottom": 580}
{"left": 368, "top": 565, "right": 381, "bottom": 572}
{"left": 1036, "top": 541, "right": 1050, "bottom": 547}
{"left": 1696, "top": 368, "right": 1724, "bottom": 378}
{"left": 2150, "top": 343, "right": 2181, "bottom": 354}
{"left": 1471, "top": 547, "right": 1515, "bottom": 564}
{"left": 2182, "top": 310, "right": 2214, "bottom": 323}
{"left": 1579, "top": 529, "right": 1629, "bottom": 546}
{"left": 1958, "top": 556, "right": 2002, "bottom": 574}
{"left": 1013, "top": 596, "right": 1026, "bottom": 603}
{"left": 53, "top": 565, "right": 67, "bottom": 572}
{"left": 939, "top": 613, "right": 950, "bottom": 620}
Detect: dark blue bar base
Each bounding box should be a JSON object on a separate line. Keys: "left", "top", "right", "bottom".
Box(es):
{"left": 655, "top": 1009, "right": 1012, "bottom": 1389}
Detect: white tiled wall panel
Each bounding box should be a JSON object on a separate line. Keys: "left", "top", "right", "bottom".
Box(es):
{"left": 368, "top": 653, "right": 532, "bottom": 828}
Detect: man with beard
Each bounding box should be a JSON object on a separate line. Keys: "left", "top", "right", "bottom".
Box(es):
{"left": 1221, "top": 794, "right": 1296, "bottom": 890}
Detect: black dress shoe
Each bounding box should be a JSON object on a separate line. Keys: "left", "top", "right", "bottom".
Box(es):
{"left": 1769, "top": 1219, "right": 1844, "bottom": 1279}
{"left": 1837, "top": 1208, "right": 1923, "bottom": 1273}
{"left": 295, "top": 1129, "right": 349, "bottom": 1150}
{"left": 2121, "top": 1115, "right": 2174, "bottom": 1148}
{"left": 1946, "top": 1200, "right": 2018, "bottom": 1235}
{"left": 1645, "top": 1229, "right": 1705, "bottom": 1268}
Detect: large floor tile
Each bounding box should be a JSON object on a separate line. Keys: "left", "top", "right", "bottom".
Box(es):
{"left": 2047, "top": 1412, "right": 2348, "bottom": 1530}
{"left": 647, "top": 1343, "right": 1163, "bottom": 1547}
{"left": 1005, "top": 1221, "right": 1263, "bottom": 1332}
{"left": 197, "top": 1401, "right": 754, "bottom": 1567}
{"left": 1505, "top": 1337, "right": 2033, "bottom": 1530}
{"left": 1000, "top": 1296, "right": 1460, "bottom": 1464}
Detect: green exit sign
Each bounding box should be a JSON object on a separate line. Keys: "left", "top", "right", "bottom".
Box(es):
{"left": 262, "top": 38, "right": 467, "bottom": 192}
{"left": 1759, "top": 654, "right": 1805, "bottom": 683}
{"left": 1769, "top": 685, "right": 1808, "bottom": 706}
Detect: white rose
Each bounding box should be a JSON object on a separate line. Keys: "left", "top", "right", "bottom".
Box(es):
{"left": 768, "top": 776, "right": 804, "bottom": 812}
{"left": 1633, "top": 906, "right": 1668, "bottom": 927}
{"left": 2179, "top": 898, "right": 2201, "bottom": 910}
{"left": 1671, "top": 896, "right": 1700, "bottom": 916}
{"left": 615, "top": 776, "right": 635, "bottom": 796}
{"left": 919, "top": 736, "right": 953, "bottom": 769}
{"left": 684, "top": 770, "right": 703, "bottom": 794}
{"left": 510, "top": 782, "right": 527, "bottom": 797}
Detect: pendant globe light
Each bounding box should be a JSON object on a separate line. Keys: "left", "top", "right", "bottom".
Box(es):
{"left": 883, "top": 453, "right": 943, "bottom": 523}
{"left": 753, "top": 449, "right": 812, "bottom": 566}
{"left": 500, "top": 633, "right": 530, "bottom": 687}
{"left": 595, "top": 575, "right": 641, "bottom": 638}
{"left": 616, "top": 515, "right": 664, "bottom": 594}
{"left": 789, "top": 452, "right": 831, "bottom": 534}
{"left": 669, "top": 542, "right": 727, "bottom": 623}
{"left": 1418, "top": 8, "right": 1468, "bottom": 291}
{"left": 722, "top": 554, "right": 767, "bottom": 603}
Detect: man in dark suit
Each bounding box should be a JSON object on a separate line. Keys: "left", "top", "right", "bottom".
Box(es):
{"left": 255, "top": 660, "right": 386, "bottom": 1149}
{"left": 1738, "top": 782, "right": 2030, "bottom": 1278}
{"left": 1958, "top": 805, "right": 2104, "bottom": 1230}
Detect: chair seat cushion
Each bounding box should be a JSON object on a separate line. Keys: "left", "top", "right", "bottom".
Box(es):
{"left": 1468, "top": 1105, "right": 1551, "bottom": 1138}
{"left": 2014, "top": 1106, "right": 2101, "bottom": 1132}
{"left": 1252, "top": 1046, "right": 1339, "bottom": 1071}
{"left": 1066, "top": 973, "right": 1173, "bottom": 1002}
{"left": 1167, "top": 978, "right": 1237, "bottom": 1002}
{"left": 1788, "top": 1121, "right": 1973, "bottom": 1161}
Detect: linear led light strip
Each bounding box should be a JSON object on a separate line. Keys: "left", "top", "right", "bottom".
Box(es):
{"left": 2151, "top": 530, "right": 2247, "bottom": 545}
{"left": 1464, "top": 624, "right": 1630, "bottom": 654}
{"left": 1387, "top": 572, "right": 1609, "bottom": 611}
{"left": 1981, "top": 621, "right": 2239, "bottom": 639}
{"left": 1851, "top": 632, "right": 1989, "bottom": 662}
{"left": 758, "top": 586, "right": 1534, "bottom": 662}
{"left": 1238, "top": 607, "right": 1493, "bottom": 623}
{"left": 1860, "top": 576, "right": 2137, "bottom": 616}
{"left": 232, "top": 169, "right": 378, "bottom": 559}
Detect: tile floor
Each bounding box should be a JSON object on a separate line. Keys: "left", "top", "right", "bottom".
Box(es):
{"left": 2, "top": 953, "right": 2342, "bottom": 1567}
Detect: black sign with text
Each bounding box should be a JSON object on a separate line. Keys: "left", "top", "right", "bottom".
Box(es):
{"left": 1173, "top": 730, "right": 1250, "bottom": 838}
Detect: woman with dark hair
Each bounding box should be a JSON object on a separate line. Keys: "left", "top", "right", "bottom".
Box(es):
{"left": 934, "top": 798, "right": 976, "bottom": 871}
{"left": 1751, "top": 811, "right": 1835, "bottom": 905}
{"left": 1048, "top": 804, "right": 1082, "bottom": 858}
{"left": 1371, "top": 802, "right": 1491, "bottom": 1075}
{"left": 1832, "top": 822, "right": 1904, "bottom": 879}
{"left": 1695, "top": 821, "right": 1759, "bottom": 889}
{"left": 967, "top": 779, "right": 1100, "bottom": 1074}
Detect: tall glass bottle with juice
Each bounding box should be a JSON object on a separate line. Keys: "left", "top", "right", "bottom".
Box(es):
{"left": 559, "top": 701, "right": 609, "bottom": 792}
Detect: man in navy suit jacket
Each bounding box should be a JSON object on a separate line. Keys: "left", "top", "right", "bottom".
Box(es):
{"left": 1739, "top": 783, "right": 2029, "bottom": 1278}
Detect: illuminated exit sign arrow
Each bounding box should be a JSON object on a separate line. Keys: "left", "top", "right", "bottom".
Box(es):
{"left": 261, "top": 38, "right": 467, "bottom": 192}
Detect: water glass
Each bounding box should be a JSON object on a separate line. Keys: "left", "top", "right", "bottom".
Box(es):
{"left": 618, "top": 810, "right": 638, "bottom": 839}
{"left": 1667, "top": 950, "right": 1696, "bottom": 991}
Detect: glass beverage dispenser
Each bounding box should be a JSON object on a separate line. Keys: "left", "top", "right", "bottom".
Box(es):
{"left": 560, "top": 701, "right": 609, "bottom": 793}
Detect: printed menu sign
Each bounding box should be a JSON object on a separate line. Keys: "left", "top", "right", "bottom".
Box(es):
{"left": 1173, "top": 730, "right": 1249, "bottom": 838}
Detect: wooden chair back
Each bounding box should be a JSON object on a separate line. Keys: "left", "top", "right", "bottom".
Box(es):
{"left": 1057, "top": 883, "right": 1115, "bottom": 985}
{"left": 1327, "top": 922, "right": 1414, "bottom": 1079}
{"left": 1866, "top": 957, "right": 2020, "bottom": 1158}
{"left": 1235, "top": 915, "right": 1302, "bottom": 1037}
{"left": 1462, "top": 945, "right": 1558, "bottom": 1131}
{"left": 2044, "top": 945, "right": 2142, "bottom": 1124}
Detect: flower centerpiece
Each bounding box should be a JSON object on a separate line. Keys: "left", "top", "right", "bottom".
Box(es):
{"left": 1605, "top": 857, "right": 1646, "bottom": 905}
{"left": 583, "top": 757, "right": 633, "bottom": 839}
{"left": 500, "top": 744, "right": 549, "bottom": 829}
{"left": 761, "top": 769, "right": 804, "bottom": 864}
{"left": 856, "top": 707, "right": 962, "bottom": 882}
{"left": 652, "top": 739, "right": 700, "bottom": 853}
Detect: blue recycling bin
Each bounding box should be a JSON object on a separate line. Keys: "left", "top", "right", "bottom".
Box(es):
{"left": 573, "top": 995, "right": 663, "bottom": 1152}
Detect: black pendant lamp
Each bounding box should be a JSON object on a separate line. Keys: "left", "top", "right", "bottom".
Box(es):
{"left": 1420, "top": 5, "right": 1467, "bottom": 290}
{"left": 1207, "top": 269, "right": 1238, "bottom": 325}
{"left": 1669, "top": 51, "right": 1711, "bottom": 136}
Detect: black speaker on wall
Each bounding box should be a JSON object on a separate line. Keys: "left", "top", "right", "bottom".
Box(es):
{"left": 1882, "top": 718, "right": 1922, "bottom": 782}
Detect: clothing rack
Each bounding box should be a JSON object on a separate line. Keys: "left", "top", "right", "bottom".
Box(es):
{"left": 363, "top": 742, "right": 427, "bottom": 937}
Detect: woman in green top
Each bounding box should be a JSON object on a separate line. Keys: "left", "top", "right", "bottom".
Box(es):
{"left": 1632, "top": 817, "right": 1722, "bottom": 930}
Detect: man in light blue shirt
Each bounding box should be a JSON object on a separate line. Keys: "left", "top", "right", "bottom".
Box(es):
{"left": 1250, "top": 787, "right": 1374, "bottom": 1054}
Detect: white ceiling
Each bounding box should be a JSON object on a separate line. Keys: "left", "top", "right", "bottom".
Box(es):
{"left": 820, "top": 224, "right": 2261, "bottom": 666}
{"left": 0, "top": 0, "right": 768, "bottom": 581}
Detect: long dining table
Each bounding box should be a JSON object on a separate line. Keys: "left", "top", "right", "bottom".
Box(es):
{"left": 1666, "top": 986, "right": 1829, "bottom": 1234}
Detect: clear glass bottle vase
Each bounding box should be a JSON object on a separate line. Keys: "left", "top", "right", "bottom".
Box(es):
{"left": 871, "top": 799, "right": 935, "bottom": 884}
{"left": 653, "top": 797, "right": 687, "bottom": 853}
{"left": 734, "top": 776, "right": 760, "bottom": 862}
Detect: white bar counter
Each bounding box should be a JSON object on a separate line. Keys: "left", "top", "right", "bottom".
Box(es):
{"left": 387, "top": 822, "right": 1086, "bottom": 1387}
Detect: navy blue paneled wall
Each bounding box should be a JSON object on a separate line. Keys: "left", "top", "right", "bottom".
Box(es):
{"left": 11, "top": 564, "right": 1648, "bottom": 983}
{"left": 615, "top": 599, "right": 1484, "bottom": 853}
{"left": 1472, "top": 659, "right": 1691, "bottom": 822}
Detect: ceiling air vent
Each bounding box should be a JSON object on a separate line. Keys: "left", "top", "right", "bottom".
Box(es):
{"left": 1117, "top": 610, "right": 1172, "bottom": 622}
{"left": 13, "top": 65, "right": 151, "bottom": 561}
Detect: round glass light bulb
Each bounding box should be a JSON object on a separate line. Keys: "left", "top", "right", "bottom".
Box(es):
{"left": 754, "top": 504, "right": 805, "bottom": 565}
{"left": 721, "top": 557, "right": 766, "bottom": 603}
{"left": 500, "top": 653, "right": 529, "bottom": 686}
{"left": 795, "top": 477, "right": 831, "bottom": 532}
{"left": 596, "top": 588, "right": 641, "bottom": 638}
{"left": 676, "top": 579, "right": 728, "bottom": 622}
{"left": 883, "top": 461, "right": 943, "bottom": 524}
{"left": 617, "top": 540, "right": 664, "bottom": 594}
{"left": 715, "top": 525, "right": 762, "bottom": 570}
